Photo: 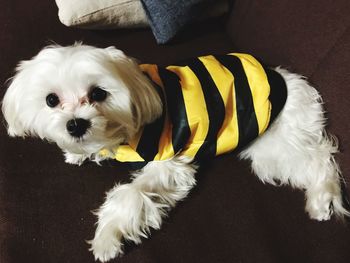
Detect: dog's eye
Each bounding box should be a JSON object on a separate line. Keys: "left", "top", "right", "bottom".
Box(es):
{"left": 89, "top": 86, "right": 107, "bottom": 102}
{"left": 46, "top": 93, "right": 60, "bottom": 108}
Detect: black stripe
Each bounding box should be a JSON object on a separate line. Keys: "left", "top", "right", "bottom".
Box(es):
{"left": 186, "top": 58, "right": 226, "bottom": 160}
{"left": 263, "top": 67, "right": 288, "bottom": 124}
{"left": 215, "top": 55, "right": 259, "bottom": 150}
{"left": 158, "top": 67, "right": 191, "bottom": 154}
{"left": 135, "top": 77, "right": 166, "bottom": 161}
{"left": 129, "top": 161, "right": 148, "bottom": 170}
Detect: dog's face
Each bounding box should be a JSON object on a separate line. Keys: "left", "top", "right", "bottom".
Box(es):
{"left": 2, "top": 44, "right": 162, "bottom": 156}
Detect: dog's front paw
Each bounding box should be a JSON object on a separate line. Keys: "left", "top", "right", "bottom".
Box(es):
{"left": 64, "top": 152, "right": 89, "bottom": 166}
{"left": 89, "top": 228, "right": 123, "bottom": 262}
{"left": 90, "top": 183, "right": 166, "bottom": 261}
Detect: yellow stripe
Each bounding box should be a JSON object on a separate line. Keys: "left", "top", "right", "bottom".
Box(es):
{"left": 108, "top": 128, "right": 144, "bottom": 162}
{"left": 115, "top": 145, "right": 145, "bottom": 162}
{"left": 231, "top": 53, "right": 271, "bottom": 135}
{"left": 198, "top": 55, "right": 239, "bottom": 155}
{"left": 167, "top": 65, "right": 209, "bottom": 158}
{"left": 100, "top": 140, "right": 145, "bottom": 162}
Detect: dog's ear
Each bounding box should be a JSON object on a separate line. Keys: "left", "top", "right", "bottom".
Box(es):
{"left": 1, "top": 76, "right": 27, "bottom": 137}
{"left": 1, "top": 59, "right": 37, "bottom": 138}
{"left": 102, "top": 46, "right": 163, "bottom": 132}
{"left": 1, "top": 46, "right": 65, "bottom": 138}
{"left": 104, "top": 46, "right": 140, "bottom": 65}
{"left": 104, "top": 46, "right": 127, "bottom": 59}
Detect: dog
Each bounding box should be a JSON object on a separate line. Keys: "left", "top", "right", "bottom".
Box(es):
{"left": 2, "top": 43, "right": 349, "bottom": 262}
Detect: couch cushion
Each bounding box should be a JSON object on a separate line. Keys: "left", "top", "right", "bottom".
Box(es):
{"left": 55, "top": 0, "right": 149, "bottom": 28}
{"left": 140, "top": 0, "right": 229, "bottom": 44}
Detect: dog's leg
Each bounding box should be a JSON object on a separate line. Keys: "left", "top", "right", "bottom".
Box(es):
{"left": 90, "top": 156, "right": 197, "bottom": 262}
{"left": 239, "top": 67, "right": 349, "bottom": 221}
{"left": 64, "top": 152, "right": 89, "bottom": 165}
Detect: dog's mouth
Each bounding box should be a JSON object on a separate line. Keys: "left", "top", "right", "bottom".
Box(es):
{"left": 73, "top": 135, "right": 88, "bottom": 143}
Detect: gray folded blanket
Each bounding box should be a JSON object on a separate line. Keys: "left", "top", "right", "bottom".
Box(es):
{"left": 140, "top": 0, "right": 208, "bottom": 44}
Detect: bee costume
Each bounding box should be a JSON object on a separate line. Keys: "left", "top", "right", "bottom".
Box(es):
{"left": 103, "top": 53, "right": 287, "bottom": 167}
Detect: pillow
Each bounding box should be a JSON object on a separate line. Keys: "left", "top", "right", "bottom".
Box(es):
{"left": 55, "top": 0, "right": 229, "bottom": 43}
{"left": 141, "top": 0, "right": 229, "bottom": 44}
{"left": 55, "top": 0, "right": 149, "bottom": 28}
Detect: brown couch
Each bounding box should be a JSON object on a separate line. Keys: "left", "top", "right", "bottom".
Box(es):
{"left": 1, "top": 1, "right": 350, "bottom": 262}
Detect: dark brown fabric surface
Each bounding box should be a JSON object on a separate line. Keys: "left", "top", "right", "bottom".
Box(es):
{"left": 226, "top": 0, "right": 350, "bottom": 194}
{"left": 1, "top": 1, "right": 350, "bottom": 263}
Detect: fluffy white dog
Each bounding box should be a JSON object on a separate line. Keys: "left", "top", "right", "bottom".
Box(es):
{"left": 2, "top": 44, "right": 349, "bottom": 262}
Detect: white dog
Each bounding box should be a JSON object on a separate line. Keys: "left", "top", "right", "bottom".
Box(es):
{"left": 2, "top": 44, "right": 349, "bottom": 262}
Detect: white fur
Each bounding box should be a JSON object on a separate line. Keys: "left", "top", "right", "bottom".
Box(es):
{"left": 2, "top": 43, "right": 162, "bottom": 155}
{"left": 89, "top": 156, "right": 197, "bottom": 261}
{"left": 239, "top": 67, "right": 349, "bottom": 220}
{"left": 1, "top": 44, "right": 349, "bottom": 262}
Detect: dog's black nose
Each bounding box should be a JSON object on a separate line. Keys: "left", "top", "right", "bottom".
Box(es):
{"left": 66, "top": 118, "right": 91, "bottom": 138}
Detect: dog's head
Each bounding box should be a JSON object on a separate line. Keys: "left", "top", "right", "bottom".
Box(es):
{"left": 1, "top": 44, "right": 162, "bottom": 155}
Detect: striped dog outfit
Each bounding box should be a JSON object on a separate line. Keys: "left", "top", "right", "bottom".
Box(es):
{"left": 103, "top": 53, "right": 287, "bottom": 166}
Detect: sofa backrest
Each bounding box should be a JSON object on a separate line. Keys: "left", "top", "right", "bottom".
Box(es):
{"left": 225, "top": 0, "right": 350, "bottom": 77}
